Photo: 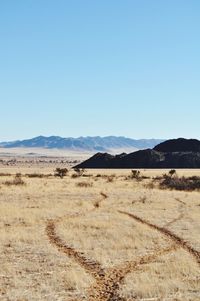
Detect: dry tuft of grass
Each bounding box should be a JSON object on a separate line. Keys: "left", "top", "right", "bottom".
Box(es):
{"left": 26, "top": 172, "right": 52, "bottom": 178}
{"left": 0, "top": 172, "right": 12, "bottom": 176}
{"left": 3, "top": 174, "right": 25, "bottom": 186}
{"left": 76, "top": 181, "right": 93, "bottom": 188}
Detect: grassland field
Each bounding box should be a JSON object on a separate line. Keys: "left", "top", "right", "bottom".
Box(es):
{"left": 0, "top": 161, "right": 200, "bottom": 301}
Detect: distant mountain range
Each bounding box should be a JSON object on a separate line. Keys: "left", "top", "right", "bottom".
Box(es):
{"left": 75, "top": 138, "right": 200, "bottom": 168}
{"left": 0, "top": 136, "right": 164, "bottom": 152}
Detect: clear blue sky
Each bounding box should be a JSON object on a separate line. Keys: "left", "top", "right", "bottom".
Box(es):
{"left": 0, "top": 0, "right": 200, "bottom": 141}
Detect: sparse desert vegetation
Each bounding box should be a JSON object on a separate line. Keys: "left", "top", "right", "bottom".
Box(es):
{"left": 2, "top": 0, "right": 200, "bottom": 299}
{"left": 0, "top": 166, "right": 200, "bottom": 301}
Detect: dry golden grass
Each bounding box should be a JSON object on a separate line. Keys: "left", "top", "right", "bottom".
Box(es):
{"left": 0, "top": 168, "right": 200, "bottom": 300}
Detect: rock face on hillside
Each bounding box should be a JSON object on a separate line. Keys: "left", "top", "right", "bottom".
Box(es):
{"left": 78, "top": 153, "right": 115, "bottom": 168}
{"left": 154, "top": 138, "right": 200, "bottom": 152}
{"left": 75, "top": 138, "right": 200, "bottom": 169}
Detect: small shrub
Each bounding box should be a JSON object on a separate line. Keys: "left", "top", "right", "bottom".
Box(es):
{"left": 159, "top": 174, "right": 200, "bottom": 191}
{"left": 14, "top": 175, "right": 25, "bottom": 185}
{"left": 106, "top": 175, "right": 115, "bottom": 183}
{"left": 54, "top": 168, "right": 68, "bottom": 178}
{"left": 73, "top": 168, "right": 85, "bottom": 176}
{"left": 131, "top": 170, "right": 140, "bottom": 179}
{"left": 71, "top": 168, "right": 85, "bottom": 178}
{"left": 125, "top": 170, "right": 142, "bottom": 180}
{"left": 169, "top": 169, "right": 177, "bottom": 177}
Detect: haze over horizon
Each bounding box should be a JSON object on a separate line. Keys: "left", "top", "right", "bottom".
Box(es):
{"left": 0, "top": 135, "right": 199, "bottom": 144}
{"left": 1, "top": 1, "right": 199, "bottom": 141}
{"left": 1, "top": 134, "right": 164, "bottom": 143}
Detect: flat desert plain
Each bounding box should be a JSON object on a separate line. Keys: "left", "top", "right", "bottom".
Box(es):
{"left": 0, "top": 165, "right": 200, "bottom": 301}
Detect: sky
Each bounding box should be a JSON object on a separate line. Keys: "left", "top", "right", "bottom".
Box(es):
{"left": 0, "top": 0, "right": 200, "bottom": 141}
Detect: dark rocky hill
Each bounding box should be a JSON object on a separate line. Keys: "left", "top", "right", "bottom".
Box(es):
{"left": 78, "top": 153, "right": 115, "bottom": 168}
{"left": 75, "top": 138, "right": 200, "bottom": 169}
{"left": 154, "top": 138, "right": 200, "bottom": 152}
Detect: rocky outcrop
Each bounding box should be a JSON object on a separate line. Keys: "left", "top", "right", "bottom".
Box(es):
{"left": 75, "top": 138, "right": 200, "bottom": 169}
{"left": 77, "top": 153, "right": 115, "bottom": 168}
{"left": 154, "top": 138, "right": 200, "bottom": 152}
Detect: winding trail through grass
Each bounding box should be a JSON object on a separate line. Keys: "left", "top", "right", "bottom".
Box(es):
{"left": 46, "top": 220, "right": 105, "bottom": 279}
{"left": 86, "top": 243, "right": 177, "bottom": 301}
{"left": 164, "top": 198, "right": 186, "bottom": 228}
{"left": 46, "top": 208, "right": 179, "bottom": 301}
{"left": 119, "top": 210, "right": 200, "bottom": 266}
{"left": 45, "top": 193, "right": 196, "bottom": 300}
